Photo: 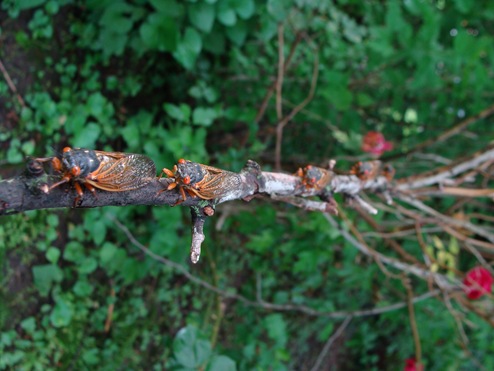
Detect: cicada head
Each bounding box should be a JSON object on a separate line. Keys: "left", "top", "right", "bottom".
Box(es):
{"left": 176, "top": 159, "right": 207, "bottom": 187}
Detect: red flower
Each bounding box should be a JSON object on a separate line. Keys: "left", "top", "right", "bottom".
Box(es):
{"left": 463, "top": 267, "right": 493, "bottom": 300}
{"left": 362, "top": 131, "right": 393, "bottom": 156}
{"left": 404, "top": 358, "right": 424, "bottom": 371}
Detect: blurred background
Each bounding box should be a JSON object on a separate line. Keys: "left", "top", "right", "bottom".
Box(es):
{"left": 1, "top": 0, "right": 494, "bottom": 369}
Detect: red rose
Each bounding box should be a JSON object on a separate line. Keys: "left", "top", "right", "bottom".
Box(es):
{"left": 463, "top": 267, "right": 493, "bottom": 300}
{"left": 362, "top": 131, "right": 393, "bottom": 156}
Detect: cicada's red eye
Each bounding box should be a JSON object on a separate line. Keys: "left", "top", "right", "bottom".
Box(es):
{"left": 178, "top": 159, "right": 186, "bottom": 164}
{"left": 71, "top": 166, "right": 81, "bottom": 176}
{"left": 63, "top": 147, "right": 72, "bottom": 153}
{"left": 183, "top": 175, "right": 191, "bottom": 185}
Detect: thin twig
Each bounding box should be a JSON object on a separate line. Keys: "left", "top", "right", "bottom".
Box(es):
{"left": 324, "top": 214, "right": 456, "bottom": 289}
{"left": 386, "top": 103, "right": 494, "bottom": 160}
{"left": 403, "top": 276, "right": 422, "bottom": 367}
{"left": 397, "top": 195, "right": 494, "bottom": 243}
{"left": 275, "top": 38, "right": 319, "bottom": 170}
{"left": 255, "top": 32, "right": 303, "bottom": 123}
{"left": 0, "top": 58, "right": 26, "bottom": 107}
{"left": 109, "top": 214, "right": 440, "bottom": 318}
{"left": 276, "top": 23, "right": 285, "bottom": 121}
{"left": 310, "top": 316, "right": 352, "bottom": 371}
{"left": 397, "top": 143, "right": 494, "bottom": 190}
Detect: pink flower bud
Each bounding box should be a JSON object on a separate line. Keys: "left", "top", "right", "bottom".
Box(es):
{"left": 404, "top": 358, "right": 424, "bottom": 371}
{"left": 463, "top": 267, "right": 493, "bottom": 300}
{"left": 362, "top": 131, "right": 393, "bottom": 156}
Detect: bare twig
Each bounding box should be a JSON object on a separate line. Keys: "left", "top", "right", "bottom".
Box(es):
{"left": 397, "top": 143, "right": 494, "bottom": 190}
{"left": 276, "top": 23, "right": 285, "bottom": 121}
{"left": 324, "top": 214, "right": 456, "bottom": 289}
{"left": 397, "top": 195, "right": 494, "bottom": 243}
{"left": 387, "top": 103, "right": 494, "bottom": 160}
{"left": 110, "top": 215, "right": 440, "bottom": 318}
{"left": 275, "top": 37, "right": 319, "bottom": 170}
{"left": 310, "top": 316, "right": 352, "bottom": 371}
{"left": 0, "top": 58, "right": 26, "bottom": 107}
{"left": 403, "top": 276, "right": 422, "bottom": 368}
{"left": 255, "top": 32, "right": 303, "bottom": 123}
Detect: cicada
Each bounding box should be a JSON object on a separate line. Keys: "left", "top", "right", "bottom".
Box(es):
{"left": 160, "top": 159, "right": 241, "bottom": 204}
{"left": 295, "top": 165, "right": 333, "bottom": 192}
{"left": 350, "top": 161, "right": 395, "bottom": 182}
{"left": 42, "top": 147, "right": 156, "bottom": 199}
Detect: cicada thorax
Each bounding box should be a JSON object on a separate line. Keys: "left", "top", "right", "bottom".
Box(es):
{"left": 381, "top": 164, "right": 396, "bottom": 182}
{"left": 49, "top": 147, "right": 156, "bottom": 199}
{"left": 296, "top": 165, "right": 333, "bottom": 192}
{"left": 350, "top": 160, "right": 395, "bottom": 182}
{"left": 162, "top": 159, "right": 241, "bottom": 204}
{"left": 350, "top": 160, "right": 382, "bottom": 181}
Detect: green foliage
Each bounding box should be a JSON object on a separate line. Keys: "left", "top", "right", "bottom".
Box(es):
{"left": 1, "top": 0, "right": 494, "bottom": 369}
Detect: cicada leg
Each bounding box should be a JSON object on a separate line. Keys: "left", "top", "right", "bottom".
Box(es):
{"left": 84, "top": 182, "right": 98, "bottom": 198}
{"left": 159, "top": 166, "right": 177, "bottom": 180}
{"left": 52, "top": 157, "right": 63, "bottom": 172}
{"left": 169, "top": 186, "right": 188, "bottom": 206}
{"left": 49, "top": 175, "right": 72, "bottom": 191}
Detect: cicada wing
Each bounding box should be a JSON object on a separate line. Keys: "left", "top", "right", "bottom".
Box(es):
{"left": 193, "top": 169, "right": 241, "bottom": 199}
{"left": 93, "top": 151, "right": 128, "bottom": 160}
{"left": 199, "top": 164, "right": 224, "bottom": 174}
{"left": 90, "top": 154, "right": 156, "bottom": 191}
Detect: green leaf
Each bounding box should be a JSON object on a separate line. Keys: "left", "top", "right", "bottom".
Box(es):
{"left": 203, "top": 30, "right": 225, "bottom": 54}
{"left": 7, "top": 139, "right": 23, "bottom": 163}
{"left": 173, "top": 326, "right": 212, "bottom": 368}
{"left": 173, "top": 27, "right": 203, "bottom": 69}
{"left": 79, "top": 257, "right": 98, "bottom": 274}
{"left": 21, "top": 140, "right": 35, "bottom": 156}
{"left": 99, "top": 2, "right": 135, "bottom": 34}
{"left": 87, "top": 92, "right": 107, "bottom": 117}
{"left": 188, "top": 2, "right": 215, "bottom": 33}
{"left": 454, "top": 0, "right": 475, "bottom": 13}
{"left": 140, "top": 13, "right": 178, "bottom": 51}
{"left": 356, "top": 93, "right": 374, "bottom": 107}
{"left": 234, "top": 0, "right": 255, "bottom": 19}
{"left": 73, "top": 123, "right": 101, "bottom": 148}
{"left": 164, "top": 103, "right": 191, "bottom": 122}
{"left": 45, "top": 1, "right": 59, "bottom": 15}
{"left": 50, "top": 297, "right": 73, "bottom": 327}
{"left": 207, "top": 355, "right": 237, "bottom": 371}
{"left": 267, "top": 0, "right": 288, "bottom": 21}
{"left": 100, "top": 242, "right": 118, "bottom": 263}
{"left": 20, "top": 317, "right": 37, "bottom": 334}
{"left": 63, "top": 241, "right": 84, "bottom": 262}
{"left": 150, "top": 0, "right": 184, "bottom": 17}
{"left": 192, "top": 107, "right": 218, "bottom": 126}
{"left": 86, "top": 215, "right": 107, "bottom": 246}
{"left": 217, "top": 1, "right": 237, "bottom": 26}
{"left": 121, "top": 123, "right": 140, "bottom": 148}
{"left": 32, "top": 264, "right": 63, "bottom": 296}
{"left": 225, "top": 19, "right": 247, "bottom": 46}
{"left": 73, "top": 280, "right": 94, "bottom": 297}
{"left": 46, "top": 247, "right": 60, "bottom": 264}
{"left": 264, "top": 314, "right": 287, "bottom": 347}
{"left": 17, "top": 0, "right": 46, "bottom": 11}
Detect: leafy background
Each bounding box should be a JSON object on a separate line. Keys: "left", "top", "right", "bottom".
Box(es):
{"left": 1, "top": 0, "right": 494, "bottom": 369}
